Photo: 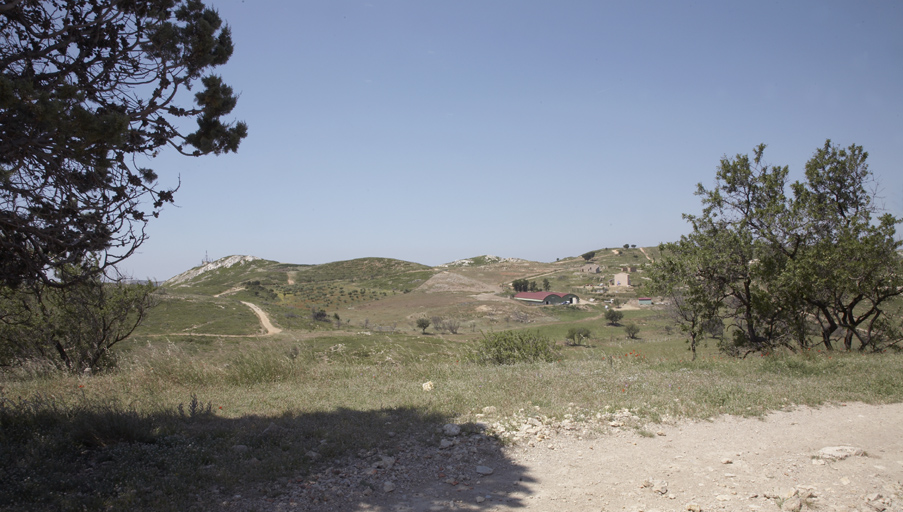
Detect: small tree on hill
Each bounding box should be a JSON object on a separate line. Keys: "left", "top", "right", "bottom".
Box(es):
{"left": 416, "top": 317, "right": 431, "bottom": 334}
{"left": 542, "top": 278, "right": 551, "bottom": 291}
{"left": 624, "top": 323, "right": 640, "bottom": 339}
{"left": 605, "top": 309, "right": 624, "bottom": 326}
{"left": 566, "top": 327, "right": 592, "bottom": 346}
{"left": 581, "top": 251, "right": 596, "bottom": 261}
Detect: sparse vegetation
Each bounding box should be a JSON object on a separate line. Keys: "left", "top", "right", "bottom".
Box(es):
{"left": 468, "top": 330, "right": 559, "bottom": 364}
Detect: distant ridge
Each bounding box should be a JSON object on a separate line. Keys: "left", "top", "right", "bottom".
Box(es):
{"left": 165, "top": 255, "right": 262, "bottom": 286}
{"left": 437, "top": 255, "right": 526, "bottom": 267}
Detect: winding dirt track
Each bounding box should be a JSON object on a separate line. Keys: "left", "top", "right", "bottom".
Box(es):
{"left": 240, "top": 301, "right": 282, "bottom": 335}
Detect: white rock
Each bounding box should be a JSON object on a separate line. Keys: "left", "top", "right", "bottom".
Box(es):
{"left": 422, "top": 381, "right": 434, "bottom": 391}
{"left": 816, "top": 446, "right": 864, "bottom": 461}
{"left": 443, "top": 423, "right": 462, "bottom": 436}
{"left": 476, "top": 466, "right": 494, "bottom": 475}
{"left": 372, "top": 455, "right": 395, "bottom": 469}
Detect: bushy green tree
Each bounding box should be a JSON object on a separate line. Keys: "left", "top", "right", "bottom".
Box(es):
{"left": 581, "top": 251, "right": 596, "bottom": 261}
{"left": 648, "top": 141, "right": 902, "bottom": 355}
{"left": 604, "top": 309, "right": 623, "bottom": 326}
{"left": 0, "top": 0, "right": 247, "bottom": 290}
{"left": 512, "top": 279, "right": 530, "bottom": 292}
{"left": 416, "top": 317, "right": 430, "bottom": 334}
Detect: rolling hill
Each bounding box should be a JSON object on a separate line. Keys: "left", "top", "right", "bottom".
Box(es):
{"left": 135, "top": 248, "right": 652, "bottom": 338}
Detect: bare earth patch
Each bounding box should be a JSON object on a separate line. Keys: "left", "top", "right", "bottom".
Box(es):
{"left": 418, "top": 272, "right": 502, "bottom": 294}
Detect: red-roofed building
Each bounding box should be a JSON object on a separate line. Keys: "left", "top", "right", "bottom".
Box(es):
{"left": 513, "top": 292, "right": 579, "bottom": 305}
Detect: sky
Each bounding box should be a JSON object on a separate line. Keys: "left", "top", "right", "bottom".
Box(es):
{"left": 121, "top": 0, "right": 903, "bottom": 281}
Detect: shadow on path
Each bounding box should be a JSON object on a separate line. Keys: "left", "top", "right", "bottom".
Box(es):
{"left": 0, "top": 396, "right": 533, "bottom": 511}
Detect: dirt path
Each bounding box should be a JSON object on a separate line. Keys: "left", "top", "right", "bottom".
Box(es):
{"left": 234, "top": 402, "right": 903, "bottom": 511}
{"left": 466, "top": 402, "right": 903, "bottom": 512}
{"left": 639, "top": 247, "right": 654, "bottom": 262}
{"left": 240, "top": 301, "right": 282, "bottom": 335}
{"left": 214, "top": 286, "right": 245, "bottom": 297}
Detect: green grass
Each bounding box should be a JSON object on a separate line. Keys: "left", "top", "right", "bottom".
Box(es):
{"left": 133, "top": 295, "right": 260, "bottom": 336}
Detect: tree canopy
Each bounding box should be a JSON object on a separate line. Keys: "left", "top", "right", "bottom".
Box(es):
{"left": 0, "top": 0, "right": 247, "bottom": 289}
{"left": 647, "top": 141, "right": 902, "bottom": 355}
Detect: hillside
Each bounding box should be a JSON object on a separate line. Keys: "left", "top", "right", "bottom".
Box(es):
{"left": 137, "top": 248, "right": 653, "bottom": 338}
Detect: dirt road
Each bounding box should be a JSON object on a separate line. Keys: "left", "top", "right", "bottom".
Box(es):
{"left": 232, "top": 402, "right": 903, "bottom": 511}
{"left": 240, "top": 301, "right": 282, "bottom": 335}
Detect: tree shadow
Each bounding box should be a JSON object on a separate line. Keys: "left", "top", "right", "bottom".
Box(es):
{"left": 0, "top": 398, "right": 534, "bottom": 511}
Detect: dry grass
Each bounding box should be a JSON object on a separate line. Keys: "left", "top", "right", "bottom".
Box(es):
{"left": 3, "top": 330, "right": 901, "bottom": 510}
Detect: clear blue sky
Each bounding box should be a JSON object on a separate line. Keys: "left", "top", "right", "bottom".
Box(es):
{"left": 122, "top": 0, "right": 903, "bottom": 281}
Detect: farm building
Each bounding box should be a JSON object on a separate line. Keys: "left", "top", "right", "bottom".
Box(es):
{"left": 620, "top": 265, "right": 637, "bottom": 273}
{"left": 581, "top": 264, "right": 601, "bottom": 273}
{"left": 638, "top": 297, "right": 653, "bottom": 305}
{"left": 513, "top": 292, "right": 580, "bottom": 305}
{"left": 610, "top": 272, "right": 632, "bottom": 287}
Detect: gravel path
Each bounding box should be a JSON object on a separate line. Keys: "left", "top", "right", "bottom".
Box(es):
{"left": 222, "top": 402, "right": 903, "bottom": 512}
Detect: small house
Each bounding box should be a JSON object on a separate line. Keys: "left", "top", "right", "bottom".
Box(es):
{"left": 610, "top": 272, "right": 632, "bottom": 287}
{"left": 581, "top": 264, "right": 601, "bottom": 273}
{"left": 638, "top": 297, "right": 653, "bottom": 305}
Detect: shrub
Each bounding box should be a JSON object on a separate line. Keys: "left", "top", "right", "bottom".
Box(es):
{"left": 468, "top": 330, "right": 559, "bottom": 365}
{"left": 605, "top": 309, "right": 624, "bottom": 326}
{"left": 416, "top": 317, "right": 430, "bottom": 334}
{"left": 565, "top": 327, "right": 592, "bottom": 345}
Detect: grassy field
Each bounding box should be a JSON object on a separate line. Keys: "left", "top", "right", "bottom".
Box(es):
{"left": 2, "top": 252, "right": 901, "bottom": 511}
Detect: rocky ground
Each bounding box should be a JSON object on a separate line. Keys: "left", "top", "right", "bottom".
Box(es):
{"left": 221, "top": 402, "right": 903, "bottom": 512}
